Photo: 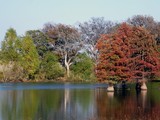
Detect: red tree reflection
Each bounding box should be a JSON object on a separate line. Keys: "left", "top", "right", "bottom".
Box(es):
{"left": 94, "top": 89, "right": 160, "bottom": 120}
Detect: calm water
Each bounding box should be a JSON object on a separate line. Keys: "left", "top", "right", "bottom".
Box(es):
{"left": 0, "top": 82, "right": 160, "bottom": 120}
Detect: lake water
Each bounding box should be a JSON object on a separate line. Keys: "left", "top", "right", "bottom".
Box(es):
{"left": 0, "top": 82, "right": 160, "bottom": 120}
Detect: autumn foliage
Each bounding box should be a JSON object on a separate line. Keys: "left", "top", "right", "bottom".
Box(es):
{"left": 96, "top": 23, "right": 160, "bottom": 82}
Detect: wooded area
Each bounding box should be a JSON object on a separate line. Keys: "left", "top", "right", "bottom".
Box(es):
{"left": 0, "top": 15, "right": 160, "bottom": 83}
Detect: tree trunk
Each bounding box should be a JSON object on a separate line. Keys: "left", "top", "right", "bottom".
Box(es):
{"left": 107, "top": 84, "right": 114, "bottom": 92}
{"left": 64, "top": 54, "right": 72, "bottom": 78}
{"left": 141, "top": 82, "right": 147, "bottom": 90}
{"left": 66, "top": 63, "right": 70, "bottom": 78}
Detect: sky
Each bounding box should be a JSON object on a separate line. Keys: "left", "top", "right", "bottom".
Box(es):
{"left": 0, "top": 0, "right": 160, "bottom": 42}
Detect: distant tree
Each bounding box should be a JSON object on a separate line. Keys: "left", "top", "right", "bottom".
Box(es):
{"left": 127, "top": 15, "right": 160, "bottom": 45}
{"left": 40, "top": 52, "right": 64, "bottom": 80}
{"left": 96, "top": 23, "right": 160, "bottom": 82}
{"left": 78, "top": 17, "right": 115, "bottom": 61}
{"left": 156, "top": 22, "right": 160, "bottom": 45}
{"left": 20, "top": 36, "right": 40, "bottom": 79}
{"left": 127, "top": 15, "right": 156, "bottom": 28}
{"left": 26, "top": 30, "right": 51, "bottom": 57}
{"left": 71, "top": 53, "right": 95, "bottom": 81}
{"left": 43, "top": 23, "right": 82, "bottom": 78}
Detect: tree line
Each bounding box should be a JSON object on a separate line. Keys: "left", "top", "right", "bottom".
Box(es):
{"left": 0, "top": 15, "right": 160, "bottom": 82}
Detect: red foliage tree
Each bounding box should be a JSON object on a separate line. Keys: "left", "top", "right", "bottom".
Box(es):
{"left": 96, "top": 23, "right": 160, "bottom": 82}
{"left": 129, "top": 26, "right": 160, "bottom": 79}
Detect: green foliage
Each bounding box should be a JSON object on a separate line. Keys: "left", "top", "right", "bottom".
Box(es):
{"left": 40, "top": 52, "right": 64, "bottom": 80}
{"left": 1, "top": 15, "right": 160, "bottom": 82}
{"left": 0, "top": 28, "right": 23, "bottom": 81}
{"left": 1, "top": 28, "right": 21, "bottom": 63}
{"left": 71, "top": 53, "right": 95, "bottom": 81}
{"left": 43, "top": 23, "right": 82, "bottom": 78}
{"left": 20, "top": 36, "right": 40, "bottom": 79}
{"left": 73, "top": 89, "right": 93, "bottom": 111}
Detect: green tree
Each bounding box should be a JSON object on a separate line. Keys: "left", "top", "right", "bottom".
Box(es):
{"left": 1, "top": 28, "right": 20, "bottom": 63}
{"left": 40, "top": 52, "right": 64, "bottom": 80}
{"left": 0, "top": 28, "right": 22, "bottom": 81}
{"left": 71, "top": 53, "right": 95, "bottom": 81}
{"left": 20, "top": 36, "right": 40, "bottom": 79}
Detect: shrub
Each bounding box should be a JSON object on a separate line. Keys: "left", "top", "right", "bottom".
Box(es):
{"left": 40, "top": 52, "right": 64, "bottom": 80}
{"left": 71, "top": 53, "right": 95, "bottom": 81}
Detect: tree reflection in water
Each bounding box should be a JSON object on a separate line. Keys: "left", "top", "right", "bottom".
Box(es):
{"left": 0, "top": 83, "right": 160, "bottom": 120}
{"left": 95, "top": 86, "right": 160, "bottom": 120}
{"left": 0, "top": 88, "right": 95, "bottom": 120}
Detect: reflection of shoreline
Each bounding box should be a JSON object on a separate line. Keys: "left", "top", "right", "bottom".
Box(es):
{"left": 107, "top": 92, "right": 114, "bottom": 99}
{"left": 141, "top": 90, "right": 147, "bottom": 97}
{"left": 141, "top": 90, "right": 147, "bottom": 109}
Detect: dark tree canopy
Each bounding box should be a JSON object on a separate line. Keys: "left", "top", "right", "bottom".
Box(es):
{"left": 26, "top": 30, "right": 51, "bottom": 57}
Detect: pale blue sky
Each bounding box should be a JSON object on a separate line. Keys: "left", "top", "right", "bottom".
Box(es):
{"left": 0, "top": 0, "right": 160, "bottom": 41}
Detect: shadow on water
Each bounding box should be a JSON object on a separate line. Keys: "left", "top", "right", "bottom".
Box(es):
{"left": 0, "top": 82, "right": 160, "bottom": 120}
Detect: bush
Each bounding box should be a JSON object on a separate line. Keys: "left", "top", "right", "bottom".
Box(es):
{"left": 71, "top": 53, "right": 96, "bottom": 81}
{"left": 40, "top": 52, "right": 64, "bottom": 80}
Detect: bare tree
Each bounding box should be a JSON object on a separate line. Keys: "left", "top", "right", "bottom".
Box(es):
{"left": 127, "top": 15, "right": 160, "bottom": 44}
{"left": 43, "top": 23, "right": 82, "bottom": 78}
{"left": 78, "top": 17, "right": 115, "bottom": 61}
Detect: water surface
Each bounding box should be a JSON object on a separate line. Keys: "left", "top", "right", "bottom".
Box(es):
{"left": 0, "top": 82, "right": 160, "bottom": 120}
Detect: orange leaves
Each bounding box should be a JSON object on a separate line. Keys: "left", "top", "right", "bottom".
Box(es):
{"left": 96, "top": 24, "right": 133, "bottom": 81}
{"left": 96, "top": 23, "right": 160, "bottom": 82}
